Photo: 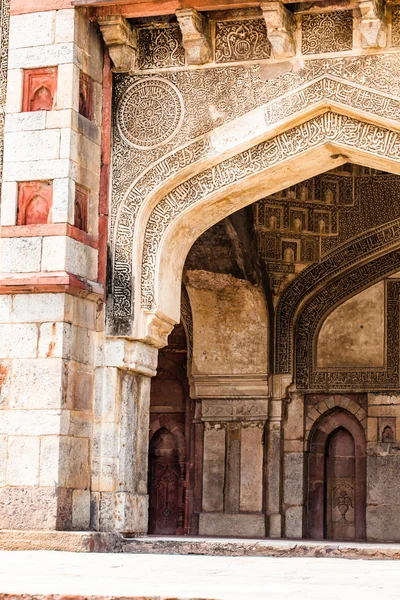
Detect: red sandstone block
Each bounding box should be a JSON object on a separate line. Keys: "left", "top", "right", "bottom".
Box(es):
{"left": 22, "top": 67, "right": 58, "bottom": 113}
{"left": 79, "top": 71, "right": 94, "bottom": 121}
{"left": 74, "top": 185, "right": 89, "bottom": 232}
{"left": 17, "top": 181, "right": 53, "bottom": 226}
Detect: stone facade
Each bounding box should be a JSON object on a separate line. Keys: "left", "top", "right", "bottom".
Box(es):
{"left": 0, "top": 0, "right": 400, "bottom": 544}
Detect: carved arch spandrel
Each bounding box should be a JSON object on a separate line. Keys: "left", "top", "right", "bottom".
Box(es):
{"left": 149, "top": 415, "right": 186, "bottom": 461}
{"left": 111, "top": 68, "right": 400, "bottom": 345}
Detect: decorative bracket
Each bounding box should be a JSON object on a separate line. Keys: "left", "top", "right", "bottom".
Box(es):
{"left": 176, "top": 8, "right": 212, "bottom": 65}
{"left": 98, "top": 15, "right": 138, "bottom": 72}
{"left": 261, "top": 1, "right": 295, "bottom": 60}
{"left": 357, "top": 0, "right": 387, "bottom": 48}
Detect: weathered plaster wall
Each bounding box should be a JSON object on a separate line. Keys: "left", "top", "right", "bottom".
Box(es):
{"left": 317, "top": 282, "right": 385, "bottom": 368}
{"left": 186, "top": 270, "right": 268, "bottom": 376}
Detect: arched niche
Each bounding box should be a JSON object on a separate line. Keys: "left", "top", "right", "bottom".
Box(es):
{"left": 307, "top": 408, "right": 366, "bottom": 541}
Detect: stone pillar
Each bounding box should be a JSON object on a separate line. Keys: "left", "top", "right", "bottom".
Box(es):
{"left": 92, "top": 339, "right": 158, "bottom": 534}
{"left": 0, "top": 7, "right": 103, "bottom": 530}
{"left": 193, "top": 375, "right": 268, "bottom": 538}
{"left": 265, "top": 375, "right": 291, "bottom": 538}
{"left": 282, "top": 391, "right": 305, "bottom": 539}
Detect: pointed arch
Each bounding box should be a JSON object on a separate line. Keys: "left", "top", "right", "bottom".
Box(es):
{"left": 110, "top": 72, "right": 400, "bottom": 345}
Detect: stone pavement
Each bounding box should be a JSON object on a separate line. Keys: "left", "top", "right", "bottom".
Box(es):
{"left": 0, "top": 550, "right": 400, "bottom": 600}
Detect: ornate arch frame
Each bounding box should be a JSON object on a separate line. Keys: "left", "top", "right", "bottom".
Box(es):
{"left": 110, "top": 60, "right": 400, "bottom": 348}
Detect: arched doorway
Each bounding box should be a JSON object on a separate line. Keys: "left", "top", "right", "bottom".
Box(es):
{"left": 148, "top": 322, "right": 193, "bottom": 535}
{"left": 307, "top": 407, "right": 366, "bottom": 541}
{"left": 149, "top": 427, "right": 182, "bottom": 535}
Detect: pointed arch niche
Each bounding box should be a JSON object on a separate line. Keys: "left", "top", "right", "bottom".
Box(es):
{"left": 307, "top": 407, "right": 366, "bottom": 541}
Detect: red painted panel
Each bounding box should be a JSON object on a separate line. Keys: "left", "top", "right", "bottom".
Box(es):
{"left": 22, "top": 67, "right": 57, "bottom": 113}
{"left": 17, "top": 181, "right": 53, "bottom": 226}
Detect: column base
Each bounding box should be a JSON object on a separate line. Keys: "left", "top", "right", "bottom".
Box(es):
{"left": 0, "top": 530, "right": 122, "bottom": 552}
{"left": 98, "top": 492, "right": 149, "bottom": 534}
{"left": 199, "top": 513, "right": 265, "bottom": 538}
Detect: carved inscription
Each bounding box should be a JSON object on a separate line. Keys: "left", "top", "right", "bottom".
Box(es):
{"left": 140, "top": 113, "right": 400, "bottom": 310}
{"left": 215, "top": 19, "right": 271, "bottom": 63}
{"left": 111, "top": 53, "right": 400, "bottom": 331}
{"left": 302, "top": 11, "right": 353, "bottom": 54}
{"left": 138, "top": 25, "right": 185, "bottom": 70}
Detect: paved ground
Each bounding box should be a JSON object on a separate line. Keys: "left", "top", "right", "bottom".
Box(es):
{"left": 0, "top": 551, "right": 400, "bottom": 599}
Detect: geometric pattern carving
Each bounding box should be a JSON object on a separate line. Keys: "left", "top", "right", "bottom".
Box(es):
{"left": 138, "top": 25, "right": 185, "bottom": 70}
{"left": 116, "top": 78, "right": 185, "bottom": 150}
{"left": 392, "top": 7, "right": 400, "bottom": 47}
{"left": 140, "top": 113, "right": 400, "bottom": 310}
{"left": 215, "top": 19, "right": 271, "bottom": 63}
{"left": 276, "top": 219, "right": 400, "bottom": 375}
{"left": 296, "top": 267, "right": 400, "bottom": 390}
{"left": 302, "top": 11, "right": 353, "bottom": 54}
{"left": 0, "top": 0, "right": 10, "bottom": 199}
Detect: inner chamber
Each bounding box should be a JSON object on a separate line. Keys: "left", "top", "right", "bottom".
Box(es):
{"left": 148, "top": 163, "right": 397, "bottom": 540}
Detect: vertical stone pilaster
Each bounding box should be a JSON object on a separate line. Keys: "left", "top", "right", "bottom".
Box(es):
{"left": 0, "top": 7, "right": 104, "bottom": 531}
{"left": 93, "top": 339, "right": 158, "bottom": 534}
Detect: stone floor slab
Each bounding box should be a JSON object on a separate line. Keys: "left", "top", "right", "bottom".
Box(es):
{"left": 0, "top": 550, "right": 400, "bottom": 599}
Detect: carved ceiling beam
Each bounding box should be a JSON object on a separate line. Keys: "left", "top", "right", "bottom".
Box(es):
{"left": 98, "top": 15, "right": 138, "bottom": 72}
{"left": 357, "top": 0, "right": 387, "bottom": 48}
{"left": 176, "top": 8, "right": 212, "bottom": 65}
{"left": 261, "top": 1, "right": 296, "bottom": 59}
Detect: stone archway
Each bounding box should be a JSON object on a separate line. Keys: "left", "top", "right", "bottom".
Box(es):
{"left": 111, "top": 107, "right": 400, "bottom": 346}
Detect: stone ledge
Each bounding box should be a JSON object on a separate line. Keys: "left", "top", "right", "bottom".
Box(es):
{"left": 122, "top": 536, "right": 400, "bottom": 560}
{"left": 0, "top": 530, "right": 122, "bottom": 553}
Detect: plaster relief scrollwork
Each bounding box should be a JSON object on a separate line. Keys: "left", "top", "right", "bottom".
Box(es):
{"left": 138, "top": 25, "right": 185, "bottom": 70}
{"left": 117, "top": 78, "right": 185, "bottom": 150}
{"left": 392, "top": 7, "right": 400, "bottom": 47}
{"left": 215, "top": 19, "right": 271, "bottom": 63}
{"left": 302, "top": 11, "right": 353, "bottom": 54}
{"left": 111, "top": 53, "right": 400, "bottom": 334}
{"left": 140, "top": 113, "right": 400, "bottom": 310}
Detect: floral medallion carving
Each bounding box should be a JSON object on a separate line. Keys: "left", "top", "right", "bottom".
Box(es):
{"left": 215, "top": 19, "right": 271, "bottom": 63}
{"left": 302, "top": 11, "right": 353, "bottom": 54}
{"left": 138, "top": 25, "right": 185, "bottom": 70}
{"left": 116, "top": 77, "right": 185, "bottom": 150}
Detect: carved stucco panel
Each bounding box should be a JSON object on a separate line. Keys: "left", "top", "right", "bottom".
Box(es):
{"left": 140, "top": 113, "right": 400, "bottom": 310}
{"left": 110, "top": 53, "right": 400, "bottom": 335}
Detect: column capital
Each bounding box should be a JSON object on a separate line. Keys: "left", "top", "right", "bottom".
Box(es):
{"left": 104, "top": 338, "right": 158, "bottom": 377}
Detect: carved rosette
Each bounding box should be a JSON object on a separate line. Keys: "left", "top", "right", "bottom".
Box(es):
{"left": 117, "top": 77, "right": 185, "bottom": 150}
